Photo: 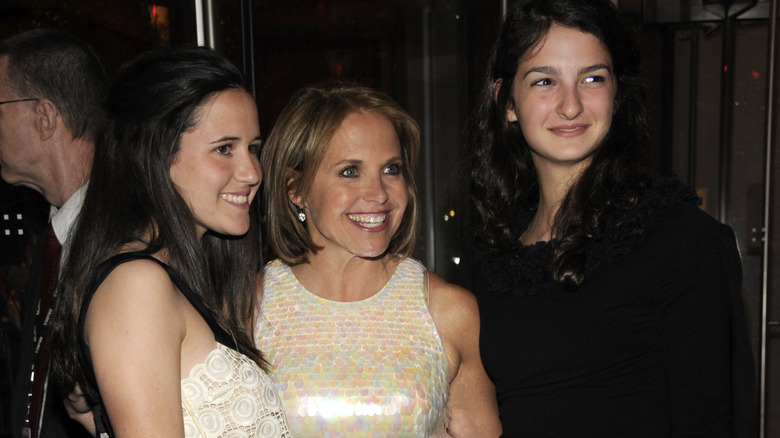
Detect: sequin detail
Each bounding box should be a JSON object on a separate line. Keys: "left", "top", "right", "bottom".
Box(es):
{"left": 256, "top": 259, "right": 450, "bottom": 437}
{"left": 181, "top": 343, "right": 292, "bottom": 437}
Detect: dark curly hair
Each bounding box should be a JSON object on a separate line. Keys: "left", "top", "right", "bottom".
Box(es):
{"left": 464, "top": 0, "right": 651, "bottom": 288}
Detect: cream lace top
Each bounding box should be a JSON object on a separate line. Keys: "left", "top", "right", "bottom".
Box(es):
{"left": 78, "top": 252, "right": 292, "bottom": 438}
{"left": 181, "top": 343, "right": 292, "bottom": 438}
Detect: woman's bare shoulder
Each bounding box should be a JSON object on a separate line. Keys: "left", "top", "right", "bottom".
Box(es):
{"left": 427, "top": 271, "right": 479, "bottom": 328}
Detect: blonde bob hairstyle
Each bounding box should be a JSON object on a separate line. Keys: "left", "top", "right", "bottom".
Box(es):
{"left": 262, "top": 81, "right": 420, "bottom": 265}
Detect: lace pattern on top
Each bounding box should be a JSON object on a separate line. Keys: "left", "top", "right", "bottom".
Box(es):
{"left": 181, "top": 343, "right": 291, "bottom": 438}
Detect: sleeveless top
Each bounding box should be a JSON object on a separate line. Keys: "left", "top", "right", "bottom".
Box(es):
{"left": 255, "top": 258, "right": 450, "bottom": 437}
{"left": 77, "top": 252, "right": 291, "bottom": 438}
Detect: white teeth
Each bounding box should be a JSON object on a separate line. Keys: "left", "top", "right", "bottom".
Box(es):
{"left": 348, "top": 213, "right": 386, "bottom": 228}
{"left": 220, "top": 194, "right": 249, "bottom": 204}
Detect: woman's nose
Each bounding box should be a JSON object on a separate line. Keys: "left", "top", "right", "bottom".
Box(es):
{"left": 556, "top": 85, "right": 584, "bottom": 120}
{"left": 363, "top": 175, "right": 389, "bottom": 203}
{"left": 235, "top": 150, "right": 261, "bottom": 186}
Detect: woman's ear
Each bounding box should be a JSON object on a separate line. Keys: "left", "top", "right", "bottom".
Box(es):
{"left": 493, "top": 79, "right": 503, "bottom": 103}
{"left": 495, "top": 79, "right": 518, "bottom": 123}
{"left": 285, "top": 168, "right": 303, "bottom": 207}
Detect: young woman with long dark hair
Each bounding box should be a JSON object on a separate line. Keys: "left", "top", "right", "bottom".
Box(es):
{"left": 458, "top": 0, "right": 755, "bottom": 435}
{"left": 50, "top": 47, "right": 290, "bottom": 437}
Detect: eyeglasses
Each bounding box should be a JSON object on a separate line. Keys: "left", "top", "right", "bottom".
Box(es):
{"left": 0, "top": 98, "right": 38, "bottom": 106}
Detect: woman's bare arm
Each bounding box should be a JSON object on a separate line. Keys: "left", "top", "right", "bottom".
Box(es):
{"left": 84, "top": 259, "right": 187, "bottom": 437}
{"left": 428, "top": 272, "right": 501, "bottom": 437}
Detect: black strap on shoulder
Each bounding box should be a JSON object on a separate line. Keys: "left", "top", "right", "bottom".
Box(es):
{"left": 76, "top": 252, "right": 236, "bottom": 425}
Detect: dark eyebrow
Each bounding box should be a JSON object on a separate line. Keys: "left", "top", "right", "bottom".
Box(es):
{"left": 208, "top": 135, "right": 262, "bottom": 144}
{"left": 522, "top": 65, "right": 559, "bottom": 79}
{"left": 209, "top": 136, "right": 239, "bottom": 144}
{"left": 579, "top": 64, "right": 612, "bottom": 75}
{"left": 522, "top": 64, "right": 612, "bottom": 79}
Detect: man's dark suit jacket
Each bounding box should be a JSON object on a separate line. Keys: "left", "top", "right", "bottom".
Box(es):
{"left": 10, "top": 230, "right": 91, "bottom": 438}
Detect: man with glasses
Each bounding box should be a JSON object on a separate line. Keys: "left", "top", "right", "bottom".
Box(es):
{"left": 0, "top": 29, "right": 110, "bottom": 438}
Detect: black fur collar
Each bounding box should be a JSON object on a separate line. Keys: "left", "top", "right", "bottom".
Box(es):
{"left": 478, "top": 176, "right": 700, "bottom": 296}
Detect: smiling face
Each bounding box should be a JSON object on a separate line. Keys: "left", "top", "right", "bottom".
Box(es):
{"left": 293, "top": 110, "right": 408, "bottom": 261}
{"left": 506, "top": 24, "right": 616, "bottom": 176}
{"left": 170, "top": 89, "right": 262, "bottom": 238}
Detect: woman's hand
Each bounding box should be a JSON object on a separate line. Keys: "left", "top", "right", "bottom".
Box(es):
{"left": 63, "top": 384, "right": 97, "bottom": 437}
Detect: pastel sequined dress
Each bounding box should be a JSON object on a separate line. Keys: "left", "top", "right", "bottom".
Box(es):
{"left": 255, "top": 258, "right": 450, "bottom": 437}
{"left": 77, "top": 252, "right": 292, "bottom": 438}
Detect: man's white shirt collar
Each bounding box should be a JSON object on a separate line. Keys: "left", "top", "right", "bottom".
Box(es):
{"left": 49, "top": 184, "right": 86, "bottom": 257}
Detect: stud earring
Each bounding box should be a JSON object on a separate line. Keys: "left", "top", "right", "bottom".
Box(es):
{"left": 297, "top": 206, "right": 306, "bottom": 223}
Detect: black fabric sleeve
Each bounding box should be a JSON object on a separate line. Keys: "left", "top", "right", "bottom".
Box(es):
{"left": 656, "top": 209, "right": 754, "bottom": 437}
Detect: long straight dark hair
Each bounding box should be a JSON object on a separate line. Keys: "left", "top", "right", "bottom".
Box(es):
{"left": 50, "top": 47, "right": 265, "bottom": 403}
{"left": 465, "top": 0, "right": 651, "bottom": 288}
